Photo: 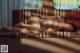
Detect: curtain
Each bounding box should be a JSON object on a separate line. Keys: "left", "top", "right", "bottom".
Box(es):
{"left": 20, "top": 0, "right": 43, "bottom": 9}
{"left": 0, "top": 0, "right": 21, "bottom": 29}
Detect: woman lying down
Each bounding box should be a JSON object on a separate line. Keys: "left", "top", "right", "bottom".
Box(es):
{"left": 3, "top": 16, "right": 78, "bottom": 37}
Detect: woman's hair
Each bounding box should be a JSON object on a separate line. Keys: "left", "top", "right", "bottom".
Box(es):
{"left": 70, "top": 23, "right": 78, "bottom": 32}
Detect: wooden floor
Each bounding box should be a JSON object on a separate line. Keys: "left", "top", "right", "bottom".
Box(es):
{"left": 0, "top": 36, "right": 80, "bottom": 53}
